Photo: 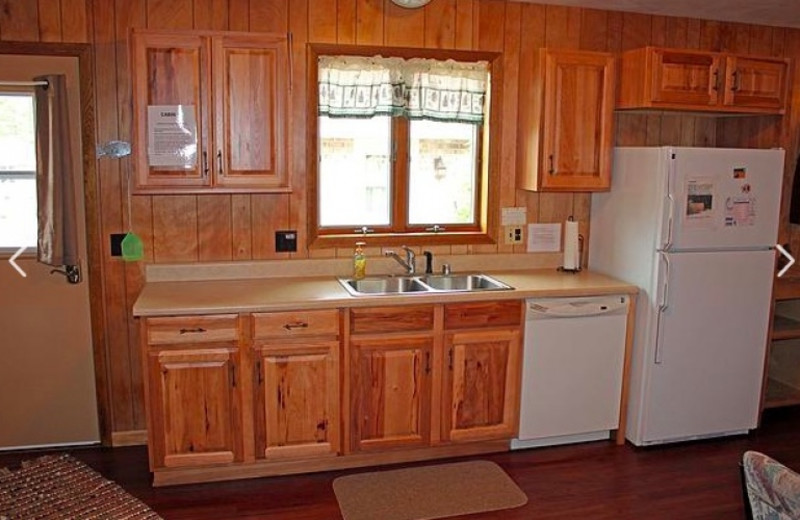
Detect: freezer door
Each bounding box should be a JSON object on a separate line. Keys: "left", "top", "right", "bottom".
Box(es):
{"left": 665, "top": 148, "right": 783, "bottom": 250}
{"left": 640, "top": 249, "right": 774, "bottom": 444}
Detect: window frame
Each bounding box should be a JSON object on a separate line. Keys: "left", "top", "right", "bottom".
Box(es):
{"left": 307, "top": 43, "right": 502, "bottom": 249}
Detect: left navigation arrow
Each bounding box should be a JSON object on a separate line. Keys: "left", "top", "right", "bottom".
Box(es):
{"left": 8, "top": 246, "right": 27, "bottom": 278}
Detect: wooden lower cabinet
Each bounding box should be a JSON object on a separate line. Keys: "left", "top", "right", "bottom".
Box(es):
{"left": 254, "top": 341, "right": 341, "bottom": 460}
{"left": 443, "top": 329, "right": 521, "bottom": 442}
{"left": 141, "top": 301, "right": 522, "bottom": 485}
{"left": 349, "top": 336, "right": 433, "bottom": 452}
{"left": 147, "top": 347, "right": 242, "bottom": 469}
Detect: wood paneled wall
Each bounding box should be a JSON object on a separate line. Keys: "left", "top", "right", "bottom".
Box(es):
{"left": 2, "top": 0, "right": 800, "bottom": 437}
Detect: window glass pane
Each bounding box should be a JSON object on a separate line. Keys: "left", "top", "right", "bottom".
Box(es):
{"left": 407, "top": 119, "right": 477, "bottom": 226}
{"left": 318, "top": 115, "right": 392, "bottom": 228}
{"left": 0, "top": 93, "right": 37, "bottom": 250}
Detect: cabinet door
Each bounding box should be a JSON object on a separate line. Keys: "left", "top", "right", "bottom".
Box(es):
{"left": 723, "top": 55, "right": 788, "bottom": 112}
{"left": 443, "top": 329, "right": 520, "bottom": 442}
{"left": 132, "top": 32, "right": 211, "bottom": 189}
{"left": 648, "top": 48, "right": 721, "bottom": 107}
{"left": 255, "top": 341, "right": 340, "bottom": 460}
{"left": 540, "top": 50, "right": 615, "bottom": 191}
{"left": 349, "top": 336, "right": 432, "bottom": 452}
{"left": 213, "top": 34, "right": 289, "bottom": 190}
{"left": 148, "top": 348, "right": 240, "bottom": 468}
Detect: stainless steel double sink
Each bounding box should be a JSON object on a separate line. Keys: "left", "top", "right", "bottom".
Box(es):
{"left": 338, "top": 273, "right": 513, "bottom": 296}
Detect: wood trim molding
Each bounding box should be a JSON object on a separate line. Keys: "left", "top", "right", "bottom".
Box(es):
{"left": 0, "top": 41, "right": 110, "bottom": 446}
{"left": 305, "top": 43, "right": 503, "bottom": 249}
{"left": 111, "top": 430, "right": 148, "bottom": 447}
{"left": 153, "top": 439, "right": 510, "bottom": 487}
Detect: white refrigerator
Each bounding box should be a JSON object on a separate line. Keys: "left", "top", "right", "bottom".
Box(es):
{"left": 590, "top": 147, "right": 783, "bottom": 446}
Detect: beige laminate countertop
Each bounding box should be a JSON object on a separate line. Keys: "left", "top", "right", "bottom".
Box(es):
{"left": 133, "top": 269, "right": 638, "bottom": 317}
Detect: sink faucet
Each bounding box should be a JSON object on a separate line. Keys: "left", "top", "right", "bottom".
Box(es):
{"left": 385, "top": 246, "right": 416, "bottom": 274}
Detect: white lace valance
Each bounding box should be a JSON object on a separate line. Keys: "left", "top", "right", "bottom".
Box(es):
{"left": 318, "top": 55, "right": 489, "bottom": 124}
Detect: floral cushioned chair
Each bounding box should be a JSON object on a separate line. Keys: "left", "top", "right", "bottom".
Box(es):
{"left": 742, "top": 451, "right": 800, "bottom": 520}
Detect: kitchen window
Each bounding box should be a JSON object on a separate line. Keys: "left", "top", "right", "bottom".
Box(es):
{"left": 0, "top": 91, "right": 37, "bottom": 252}
{"left": 309, "top": 45, "right": 501, "bottom": 248}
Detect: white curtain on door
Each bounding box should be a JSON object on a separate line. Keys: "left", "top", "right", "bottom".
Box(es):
{"left": 34, "top": 74, "right": 79, "bottom": 267}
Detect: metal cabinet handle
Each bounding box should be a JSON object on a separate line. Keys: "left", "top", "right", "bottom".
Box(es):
{"left": 731, "top": 70, "right": 741, "bottom": 92}
{"left": 548, "top": 154, "right": 556, "bottom": 174}
{"left": 202, "top": 151, "right": 209, "bottom": 176}
{"left": 179, "top": 327, "right": 207, "bottom": 334}
{"left": 712, "top": 69, "right": 720, "bottom": 91}
{"left": 217, "top": 150, "right": 223, "bottom": 175}
{"left": 283, "top": 321, "right": 309, "bottom": 331}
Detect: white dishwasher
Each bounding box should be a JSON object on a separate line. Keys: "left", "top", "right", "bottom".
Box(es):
{"left": 511, "top": 294, "right": 629, "bottom": 449}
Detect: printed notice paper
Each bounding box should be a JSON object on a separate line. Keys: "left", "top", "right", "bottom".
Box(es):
{"left": 147, "top": 105, "right": 198, "bottom": 168}
{"left": 527, "top": 223, "right": 561, "bottom": 253}
{"left": 684, "top": 178, "right": 715, "bottom": 228}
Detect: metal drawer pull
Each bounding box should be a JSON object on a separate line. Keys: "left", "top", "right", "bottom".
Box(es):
{"left": 283, "top": 321, "right": 309, "bottom": 331}
{"left": 179, "top": 327, "right": 207, "bottom": 334}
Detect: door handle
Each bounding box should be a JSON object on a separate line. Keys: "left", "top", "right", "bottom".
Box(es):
{"left": 49, "top": 264, "right": 81, "bottom": 284}
{"left": 663, "top": 192, "right": 675, "bottom": 250}
{"left": 654, "top": 253, "right": 671, "bottom": 365}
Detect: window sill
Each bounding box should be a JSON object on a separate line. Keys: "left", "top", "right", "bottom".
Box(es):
{"left": 309, "top": 231, "right": 496, "bottom": 249}
{"left": 0, "top": 247, "right": 36, "bottom": 259}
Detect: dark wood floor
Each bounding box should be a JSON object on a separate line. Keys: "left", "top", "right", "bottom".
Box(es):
{"left": 3, "top": 408, "right": 800, "bottom": 519}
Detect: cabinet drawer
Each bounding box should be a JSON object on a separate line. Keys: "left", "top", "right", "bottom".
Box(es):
{"left": 253, "top": 309, "right": 339, "bottom": 339}
{"left": 146, "top": 314, "right": 239, "bottom": 345}
{"left": 349, "top": 305, "right": 435, "bottom": 334}
{"left": 444, "top": 301, "right": 522, "bottom": 329}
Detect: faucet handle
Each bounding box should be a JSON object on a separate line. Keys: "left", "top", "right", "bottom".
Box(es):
{"left": 441, "top": 263, "right": 451, "bottom": 275}
{"left": 423, "top": 251, "right": 433, "bottom": 274}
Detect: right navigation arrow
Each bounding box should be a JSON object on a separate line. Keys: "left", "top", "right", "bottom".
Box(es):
{"left": 777, "top": 244, "right": 795, "bottom": 278}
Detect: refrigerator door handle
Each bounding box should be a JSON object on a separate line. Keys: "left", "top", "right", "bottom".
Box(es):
{"left": 654, "top": 253, "right": 671, "bottom": 365}
{"left": 663, "top": 192, "right": 675, "bottom": 250}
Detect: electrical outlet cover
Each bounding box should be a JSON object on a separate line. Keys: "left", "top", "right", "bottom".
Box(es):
{"left": 503, "top": 225, "right": 524, "bottom": 245}
{"left": 275, "top": 230, "right": 298, "bottom": 252}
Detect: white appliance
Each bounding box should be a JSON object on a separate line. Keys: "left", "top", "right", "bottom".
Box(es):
{"left": 590, "top": 147, "right": 783, "bottom": 446}
{"left": 512, "top": 295, "right": 629, "bottom": 449}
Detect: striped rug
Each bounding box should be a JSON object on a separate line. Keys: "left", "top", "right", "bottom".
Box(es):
{"left": 0, "top": 454, "right": 161, "bottom": 520}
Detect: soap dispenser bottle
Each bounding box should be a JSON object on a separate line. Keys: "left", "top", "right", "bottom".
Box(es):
{"left": 353, "top": 241, "right": 367, "bottom": 279}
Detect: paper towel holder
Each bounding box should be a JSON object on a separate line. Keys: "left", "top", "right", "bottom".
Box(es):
{"left": 558, "top": 216, "right": 584, "bottom": 274}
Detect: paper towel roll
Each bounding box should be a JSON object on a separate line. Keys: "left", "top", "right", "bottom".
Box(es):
{"left": 563, "top": 219, "right": 580, "bottom": 270}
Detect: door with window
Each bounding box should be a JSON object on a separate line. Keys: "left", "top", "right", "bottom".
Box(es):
{"left": 0, "top": 54, "right": 98, "bottom": 449}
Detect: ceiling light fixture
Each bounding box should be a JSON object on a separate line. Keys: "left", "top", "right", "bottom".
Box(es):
{"left": 390, "top": 0, "right": 432, "bottom": 8}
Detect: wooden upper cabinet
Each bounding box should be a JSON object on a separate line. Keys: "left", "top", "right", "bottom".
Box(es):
{"left": 517, "top": 49, "right": 615, "bottom": 192}
{"left": 722, "top": 55, "right": 789, "bottom": 111}
{"left": 131, "top": 29, "right": 290, "bottom": 193}
{"left": 618, "top": 47, "right": 789, "bottom": 114}
{"left": 646, "top": 48, "right": 721, "bottom": 107}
